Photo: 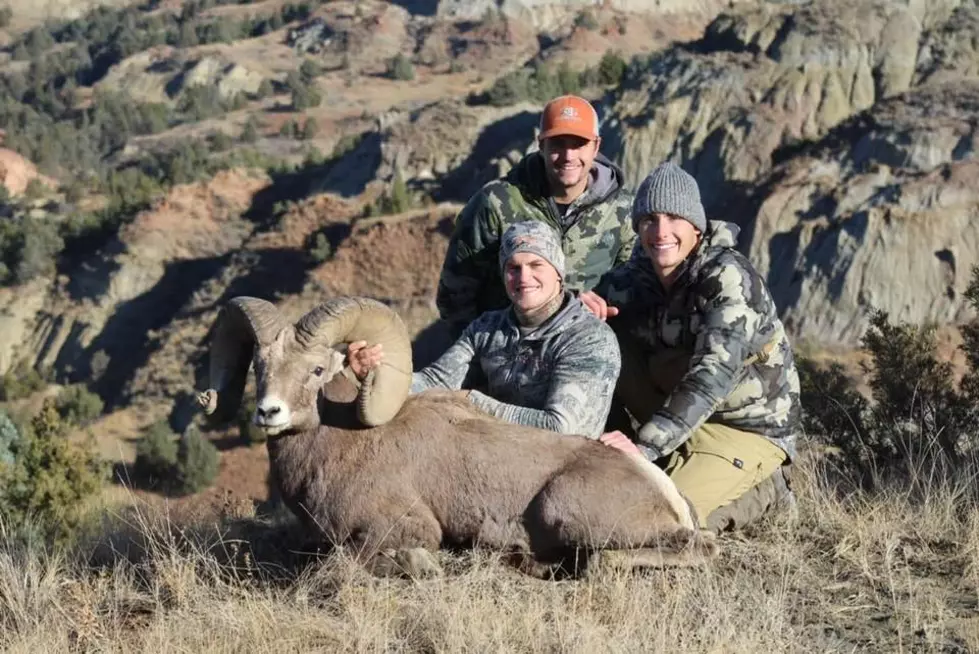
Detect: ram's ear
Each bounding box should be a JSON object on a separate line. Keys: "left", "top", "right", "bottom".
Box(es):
{"left": 326, "top": 349, "right": 347, "bottom": 380}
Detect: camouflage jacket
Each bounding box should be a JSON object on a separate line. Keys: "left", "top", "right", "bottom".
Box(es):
{"left": 411, "top": 292, "right": 621, "bottom": 437}
{"left": 436, "top": 151, "right": 636, "bottom": 336}
{"left": 594, "top": 221, "right": 801, "bottom": 460}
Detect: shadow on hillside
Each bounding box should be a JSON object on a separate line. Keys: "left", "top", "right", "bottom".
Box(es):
{"left": 243, "top": 133, "right": 383, "bottom": 224}
{"left": 58, "top": 256, "right": 228, "bottom": 404}
{"left": 215, "top": 249, "right": 310, "bottom": 304}
{"left": 63, "top": 249, "right": 309, "bottom": 410}
{"left": 387, "top": 0, "right": 438, "bottom": 16}
{"left": 434, "top": 110, "right": 538, "bottom": 203}
{"left": 61, "top": 239, "right": 126, "bottom": 302}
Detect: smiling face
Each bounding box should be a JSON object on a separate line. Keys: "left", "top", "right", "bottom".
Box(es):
{"left": 637, "top": 212, "right": 702, "bottom": 284}
{"left": 539, "top": 135, "right": 600, "bottom": 202}
{"left": 503, "top": 251, "right": 562, "bottom": 314}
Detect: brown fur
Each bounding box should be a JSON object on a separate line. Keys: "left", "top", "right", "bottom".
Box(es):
{"left": 266, "top": 383, "right": 717, "bottom": 577}
{"left": 201, "top": 296, "right": 718, "bottom": 578}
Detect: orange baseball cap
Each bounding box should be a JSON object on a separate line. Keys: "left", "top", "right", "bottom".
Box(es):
{"left": 538, "top": 95, "right": 600, "bottom": 142}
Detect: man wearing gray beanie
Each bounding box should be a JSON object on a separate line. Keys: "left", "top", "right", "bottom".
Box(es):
{"left": 631, "top": 161, "right": 707, "bottom": 234}
{"left": 580, "top": 161, "right": 801, "bottom": 534}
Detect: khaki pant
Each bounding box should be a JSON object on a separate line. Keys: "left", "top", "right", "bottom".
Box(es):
{"left": 661, "top": 423, "right": 787, "bottom": 529}
{"left": 610, "top": 332, "right": 789, "bottom": 530}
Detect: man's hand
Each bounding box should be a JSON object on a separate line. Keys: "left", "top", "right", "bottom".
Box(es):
{"left": 347, "top": 341, "right": 384, "bottom": 381}
{"left": 599, "top": 430, "right": 642, "bottom": 457}
{"left": 579, "top": 291, "right": 619, "bottom": 321}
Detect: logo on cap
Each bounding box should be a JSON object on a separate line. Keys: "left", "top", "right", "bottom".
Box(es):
{"left": 560, "top": 106, "right": 577, "bottom": 119}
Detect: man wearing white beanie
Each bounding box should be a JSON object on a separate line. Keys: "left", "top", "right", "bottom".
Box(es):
{"left": 349, "top": 221, "right": 622, "bottom": 438}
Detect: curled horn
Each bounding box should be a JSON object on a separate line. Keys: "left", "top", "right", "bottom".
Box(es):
{"left": 197, "top": 296, "right": 289, "bottom": 423}
{"left": 294, "top": 297, "right": 412, "bottom": 426}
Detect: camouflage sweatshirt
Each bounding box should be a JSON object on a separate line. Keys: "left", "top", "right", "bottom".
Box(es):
{"left": 594, "top": 221, "right": 801, "bottom": 460}
{"left": 436, "top": 151, "right": 636, "bottom": 336}
{"left": 411, "top": 292, "right": 621, "bottom": 438}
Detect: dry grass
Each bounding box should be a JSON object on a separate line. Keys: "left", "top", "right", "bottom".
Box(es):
{"left": 0, "top": 455, "right": 975, "bottom": 653}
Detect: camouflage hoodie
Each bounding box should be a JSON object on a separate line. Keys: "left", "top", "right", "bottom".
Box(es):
{"left": 411, "top": 291, "right": 621, "bottom": 438}
{"left": 595, "top": 221, "right": 800, "bottom": 460}
{"left": 436, "top": 151, "right": 636, "bottom": 336}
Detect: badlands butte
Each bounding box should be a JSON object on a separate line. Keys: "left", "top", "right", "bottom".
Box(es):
{"left": 0, "top": 0, "right": 977, "bottom": 499}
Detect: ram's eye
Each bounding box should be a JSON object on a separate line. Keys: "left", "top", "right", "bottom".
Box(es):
{"left": 313, "top": 366, "right": 325, "bottom": 377}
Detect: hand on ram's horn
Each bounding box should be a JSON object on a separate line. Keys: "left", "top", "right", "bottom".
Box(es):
{"left": 599, "top": 430, "right": 642, "bottom": 457}
{"left": 347, "top": 341, "right": 384, "bottom": 381}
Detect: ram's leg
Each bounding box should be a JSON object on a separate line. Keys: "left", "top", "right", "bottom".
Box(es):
{"left": 366, "top": 547, "right": 443, "bottom": 579}
{"left": 524, "top": 460, "right": 717, "bottom": 578}
{"left": 584, "top": 534, "right": 718, "bottom": 579}
{"left": 350, "top": 505, "right": 444, "bottom": 579}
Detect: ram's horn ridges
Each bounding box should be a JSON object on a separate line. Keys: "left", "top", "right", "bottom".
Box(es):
{"left": 295, "top": 297, "right": 412, "bottom": 426}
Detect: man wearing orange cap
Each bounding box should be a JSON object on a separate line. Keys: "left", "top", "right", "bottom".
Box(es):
{"left": 435, "top": 94, "right": 636, "bottom": 340}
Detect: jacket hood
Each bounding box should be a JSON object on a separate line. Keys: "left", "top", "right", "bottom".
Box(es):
{"left": 506, "top": 151, "right": 625, "bottom": 209}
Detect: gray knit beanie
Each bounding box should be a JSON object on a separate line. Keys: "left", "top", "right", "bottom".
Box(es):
{"left": 499, "top": 221, "right": 566, "bottom": 278}
{"left": 631, "top": 162, "right": 707, "bottom": 233}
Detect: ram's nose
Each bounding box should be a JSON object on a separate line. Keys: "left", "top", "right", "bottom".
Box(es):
{"left": 255, "top": 397, "right": 291, "bottom": 428}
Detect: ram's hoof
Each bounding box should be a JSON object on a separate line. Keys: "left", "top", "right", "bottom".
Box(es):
{"left": 197, "top": 389, "right": 218, "bottom": 414}
{"left": 369, "top": 548, "right": 443, "bottom": 579}
{"left": 395, "top": 547, "right": 443, "bottom": 579}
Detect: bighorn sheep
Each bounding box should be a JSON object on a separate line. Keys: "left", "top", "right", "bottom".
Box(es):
{"left": 198, "top": 295, "right": 717, "bottom": 578}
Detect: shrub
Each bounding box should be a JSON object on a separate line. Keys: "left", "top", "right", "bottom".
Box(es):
{"left": 178, "top": 84, "right": 229, "bottom": 121}
{"left": 331, "top": 132, "right": 363, "bottom": 159}
{"left": 0, "top": 401, "right": 105, "bottom": 545}
{"left": 0, "top": 361, "right": 46, "bottom": 401}
{"left": 54, "top": 383, "right": 104, "bottom": 427}
{"left": 575, "top": 10, "right": 599, "bottom": 31}
{"left": 210, "top": 130, "right": 233, "bottom": 152}
{"left": 178, "top": 20, "right": 199, "bottom": 46}
{"left": 369, "top": 169, "right": 414, "bottom": 216}
{"left": 24, "top": 178, "right": 48, "bottom": 200}
{"left": 291, "top": 83, "right": 321, "bottom": 110}
{"left": 308, "top": 232, "right": 333, "bottom": 264}
{"left": 0, "top": 216, "right": 65, "bottom": 285}
{"left": 0, "top": 410, "right": 18, "bottom": 466}
{"left": 387, "top": 53, "right": 415, "bottom": 81}
{"left": 255, "top": 78, "right": 274, "bottom": 99}
{"left": 173, "top": 425, "right": 219, "bottom": 495}
{"left": 133, "top": 420, "right": 179, "bottom": 488}
{"left": 89, "top": 350, "right": 110, "bottom": 381}
{"left": 240, "top": 116, "right": 260, "bottom": 142}
{"left": 0, "top": 6, "right": 12, "bottom": 29}
{"left": 388, "top": 169, "right": 412, "bottom": 213}
{"left": 299, "top": 58, "right": 323, "bottom": 83}
{"left": 799, "top": 266, "right": 979, "bottom": 488}
{"left": 301, "top": 117, "right": 318, "bottom": 140}
{"left": 279, "top": 119, "right": 298, "bottom": 138}
{"left": 596, "top": 50, "right": 627, "bottom": 86}
{"left": 479, "top": 51, "right": 629, "bottom": 107}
